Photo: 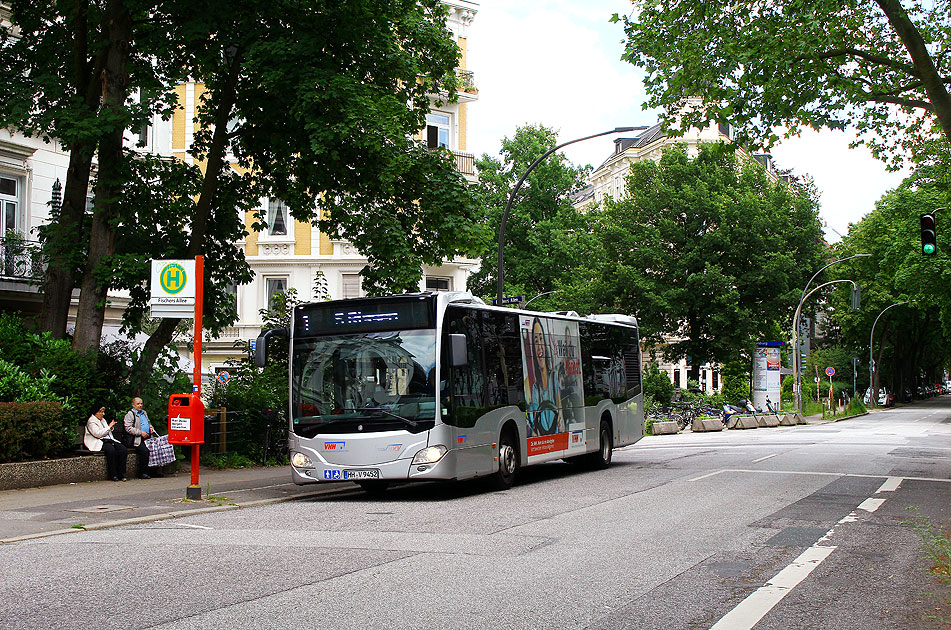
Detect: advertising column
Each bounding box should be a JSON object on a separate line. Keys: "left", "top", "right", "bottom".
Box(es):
{"left": 753, "top": 341, "right": 783, "bottom": 412}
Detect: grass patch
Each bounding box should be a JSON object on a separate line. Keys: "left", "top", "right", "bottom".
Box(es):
{"left": 199, "top": 452, "right": 256, "bottom": 469}
{"left": 904, "top": 508, "right": 951, "bottom": 625}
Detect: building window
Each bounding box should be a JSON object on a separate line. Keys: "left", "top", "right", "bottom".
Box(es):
{"left": 265, "top": 277, "right": 288, "bottom": 312}
{"left": 673, "top": 369, "right": 681, "bottom": 388}
{"left": 341, "top": 273, "right": 362, "bottom": 299}
{"left": 426, "top": 113, "right": 450, "bottom": 149}
{"left": 425, "top": 276, "right": 451, "bottom": 292}
{"left": 0, "top": 176, "right": 20, "bottom": 235}
{"left": 712, "top": 370, "right": 719, "bottom": 390}
{"left": 267, "top": 198, "right": 288, "bottom": 236}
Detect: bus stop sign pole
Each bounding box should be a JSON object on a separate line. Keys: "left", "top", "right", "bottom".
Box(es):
{"left": 186, "top": 256, "right": 204, "bottom": 500}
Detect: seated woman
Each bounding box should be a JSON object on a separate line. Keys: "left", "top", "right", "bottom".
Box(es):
{"left": 83, "top": 403, "right": 128, "bottom": 482}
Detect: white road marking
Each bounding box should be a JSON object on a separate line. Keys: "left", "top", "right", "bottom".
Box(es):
{"left": 709, "top": 471, "right": 906, "bottom": 629}
{"left": 687, "top": 471, "right": 724, "bottom": 482}
{"left": 752, "top": 454, "right": 778, "bottom": 463}
{"left": 175, "top": 523, "right": 213, "bottom": 530}
{"left": 857, "top": 498, "right": 886, "bottom": 513}
{"left": 876, "top": 477, "right": 902, "bottom": 493}
{"left": 709, "top": 545, "right": 837, "bottom": 630}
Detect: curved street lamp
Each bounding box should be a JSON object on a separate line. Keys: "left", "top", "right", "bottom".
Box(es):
{"left": 793, "top": 269, "right": 867, "bottom": 414}
{"left": 495, "top": 126, "right": 649, "bottom": 304}
{"left": 868, "top": 301, "right": 914, "bottom": 407}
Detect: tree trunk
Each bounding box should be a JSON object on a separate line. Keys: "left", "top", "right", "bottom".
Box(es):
{"left": 38, "top": 2, "right": 107, "bottom": 338}
{"left": 39, "top": 146, "right": 94, "bottom": 338}
{"left": 72, "top": 0, "right": 133, "bottom": 353}
{"left": 129, "top": 47, "right": 245, "bottom": 392}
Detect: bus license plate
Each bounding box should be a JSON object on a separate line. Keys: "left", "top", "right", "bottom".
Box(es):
{"left": 343, "top": 469, "right": 380, "bottom": 480}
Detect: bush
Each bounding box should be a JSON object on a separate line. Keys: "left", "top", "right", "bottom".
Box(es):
{"left": 643, "top": 363, "right": 674, "bottom": 406}
{"left": 720, "top": 360, "right": 751, "bottom": 402}
{"left": 0, "top": 401, "right": 72, "bottom": 462}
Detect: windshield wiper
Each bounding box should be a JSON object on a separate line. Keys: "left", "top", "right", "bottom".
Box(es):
{"left": 362, "top": 406, "right": 419, "bottom": 429}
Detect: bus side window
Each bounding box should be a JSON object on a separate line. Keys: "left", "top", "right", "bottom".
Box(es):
{"left": 444, "top": 306, "right": 485, "bottom": 427}
{"left": 480, "top": 311, "right": 525, "bottom": 407}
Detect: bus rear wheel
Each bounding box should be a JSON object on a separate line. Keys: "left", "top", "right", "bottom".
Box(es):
{"left": 577, "top": 421, "right": 613, "bottom": 469}
{"left": 491, "top": 429, "right": 519, "bottom": 490}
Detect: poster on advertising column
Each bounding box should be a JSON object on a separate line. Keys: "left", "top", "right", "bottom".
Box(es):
{"left": 520, "top": 316, "right": 585, "bottom": 461}
{"left": 753, "top": 341, "right": 783, "bottom": 412}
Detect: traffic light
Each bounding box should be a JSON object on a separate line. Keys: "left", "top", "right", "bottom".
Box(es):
{"left": 920, "top": 212, "right": 937, "bottom": 255}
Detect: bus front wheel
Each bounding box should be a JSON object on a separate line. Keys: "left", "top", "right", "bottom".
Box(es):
{"left": 492, "top": 429, "right": 519, "bottom": 490}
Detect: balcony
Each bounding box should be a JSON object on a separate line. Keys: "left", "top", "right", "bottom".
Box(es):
{"left": 452, "top": 150, "right": 475, "bottom": 176}
{"left": 0, "top": 234, "right": 44, "bottom": 281}
{"left": 457, "top": 69, "right": 478, "bottom": 95}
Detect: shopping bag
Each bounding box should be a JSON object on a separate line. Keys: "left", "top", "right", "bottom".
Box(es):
{"left": 145, "top": 434, "right": 176, "bottom": 467}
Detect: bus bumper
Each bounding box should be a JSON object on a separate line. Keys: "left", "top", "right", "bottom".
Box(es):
{"left": 291, "top": 447, "right": 460, "bottom": 485}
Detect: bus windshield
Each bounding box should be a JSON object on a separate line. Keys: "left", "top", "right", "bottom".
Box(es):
{"left": 292, "top": 330, "right": 438, "bottom": 436}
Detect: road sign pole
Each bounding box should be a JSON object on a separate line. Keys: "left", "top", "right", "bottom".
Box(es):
{"left": 187, "top": 255, "right": 204, "bottom": 499}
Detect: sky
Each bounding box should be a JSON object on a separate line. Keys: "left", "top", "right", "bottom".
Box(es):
{"left": 465, "top": 0, "right": 909, "bottom": 242}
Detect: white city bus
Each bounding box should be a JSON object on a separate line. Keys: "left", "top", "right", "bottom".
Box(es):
{"left": 255, "top": 291, "right": 644, "bottom": 492}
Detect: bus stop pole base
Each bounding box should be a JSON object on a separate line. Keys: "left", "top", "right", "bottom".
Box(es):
{"left": 186, "top": 485, "right": 202, "bottom": 500}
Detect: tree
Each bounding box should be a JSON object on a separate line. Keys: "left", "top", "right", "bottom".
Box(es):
{"left": 825, "top": 168, "right": 951, "bottom": 399}
{"left": 468, "top": 125, "right": 592, "bottom": 309}
{"left": 1, "top": 1, "right": 481, "bottom": 378}
{"left": 567, "top": 143, "right": 825, "bottom": 382}
{"left": 614, "top": 1, "right": 951, "bottom": 166}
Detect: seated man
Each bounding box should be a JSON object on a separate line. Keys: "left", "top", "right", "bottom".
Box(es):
{"left": 123, "top": 397, "right": 164, "bottom": 479}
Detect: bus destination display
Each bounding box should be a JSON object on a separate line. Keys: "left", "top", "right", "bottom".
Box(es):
{"left": 295, "top": 298, "right": 434, "bottom": 335}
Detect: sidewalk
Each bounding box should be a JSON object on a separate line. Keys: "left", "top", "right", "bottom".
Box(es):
{"left": 0, "top": 465, "right": 352, "bottom": 543}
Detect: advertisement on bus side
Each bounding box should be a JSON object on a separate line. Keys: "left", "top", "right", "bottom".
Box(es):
{"left": 520, "top": 316, "right": 585, "bottom": 459}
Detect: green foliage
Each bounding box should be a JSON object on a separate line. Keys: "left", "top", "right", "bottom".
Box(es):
{"left": 642, "top": 363, "right": 674, "bottom": 406}
{"left": 200, "top": 452, "right": 257, "bottom": 470}
{"left": 720, "top": 360, "right": 751, "bottom": 403}
{"left": 0, "top": 402, "right": 71, "bottom": 462}
{"left": 206, "top": 292, "right": 292, "bottom": 459}
{"left": 824, "top": 158, "right": 951, "bottom": 395}
{"left": 614, "top": 1, "right": 951, "bottom": 167}
{"left": 0, "top": 312, "right": 189, "bottom": 439}
{"left": 905, "top": 508, "right": 951, "bottom": 588}
{"left": 468, "top": 125, "right": 593, "bottom": 307}
{"left": 566, "top": 143, "right": 824, "bottom": 372}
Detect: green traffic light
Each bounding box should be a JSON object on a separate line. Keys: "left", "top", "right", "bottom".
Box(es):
{"left": 924, "top": 243, "right": 936, "bottom": 255}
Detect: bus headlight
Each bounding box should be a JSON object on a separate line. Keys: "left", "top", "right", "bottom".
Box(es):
{"left": 292, "top": 452, "right": 315, "bottom": 468}
{"left": 411, "top": 445, "right": 447, "bottom": 465}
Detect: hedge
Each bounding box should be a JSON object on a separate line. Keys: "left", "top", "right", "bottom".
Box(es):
{"left": 0, "top": 401, "right": 72, "bottom": 462}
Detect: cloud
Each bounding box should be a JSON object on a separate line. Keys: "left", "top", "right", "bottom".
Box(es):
{"left": 467, "top": 1, "right": 651, "bottom": 167}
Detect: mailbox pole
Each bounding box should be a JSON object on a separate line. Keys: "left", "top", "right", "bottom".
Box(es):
{"left": 187, "top": 256, "right": 204, "bottom": 500}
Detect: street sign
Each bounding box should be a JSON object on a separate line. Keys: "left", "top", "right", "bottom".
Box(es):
{"left": 216, "top": 371, "right": 231, "bottom": 385}
{"left": 492, "top": 296, "right": 523, "bottom": 306}
{"left": 249, "top": 339, "right": 256, "bottom": 351}
{"left": 825, "top": 367, "right": 836, "bottom": 377}
{"left": 150, "top": 259, "right": 197, "bottom": 318}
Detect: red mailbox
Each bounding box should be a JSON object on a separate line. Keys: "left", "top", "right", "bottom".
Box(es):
{"left": 168, "top": 393, "right": 205, "bottom": 445}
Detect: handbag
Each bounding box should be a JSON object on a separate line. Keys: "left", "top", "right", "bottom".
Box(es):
{"left": 144, "top": 434, "right": 176, "bottom": 467}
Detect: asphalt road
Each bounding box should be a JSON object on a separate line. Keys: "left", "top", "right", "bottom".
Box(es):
{"left": 2, "top": 400, "right": 950, "bottom": 630}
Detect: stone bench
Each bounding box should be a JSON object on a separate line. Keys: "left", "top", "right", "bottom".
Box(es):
{"left": 650, "top": 421, "right": 679, "bottom": 435}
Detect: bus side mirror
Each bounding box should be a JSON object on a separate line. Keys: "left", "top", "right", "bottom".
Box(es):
{"left": 449, "top": 333, "right": 468, "bottom": 367}
{"left": 254, "top": 327, "right": 289, "bottom": 367}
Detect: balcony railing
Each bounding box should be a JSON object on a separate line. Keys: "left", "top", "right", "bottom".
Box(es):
{"left": 0, "top": 234, "right": 44, "bottom": 281}
{"left": 456, "top": 69, "right": 478, "bottom": 94}
{"left": 452, "top": 150, "right": 475, "bottom": 176}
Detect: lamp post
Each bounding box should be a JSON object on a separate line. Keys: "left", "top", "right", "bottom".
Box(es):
{"left": 792, "top": 254, "right": 869, "bottom": 414}
{"left": 495, "top": 126, "right": 649, "bottom": 304}
{"left": 869, "top": 301, "right": 913, "bottom": 407}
